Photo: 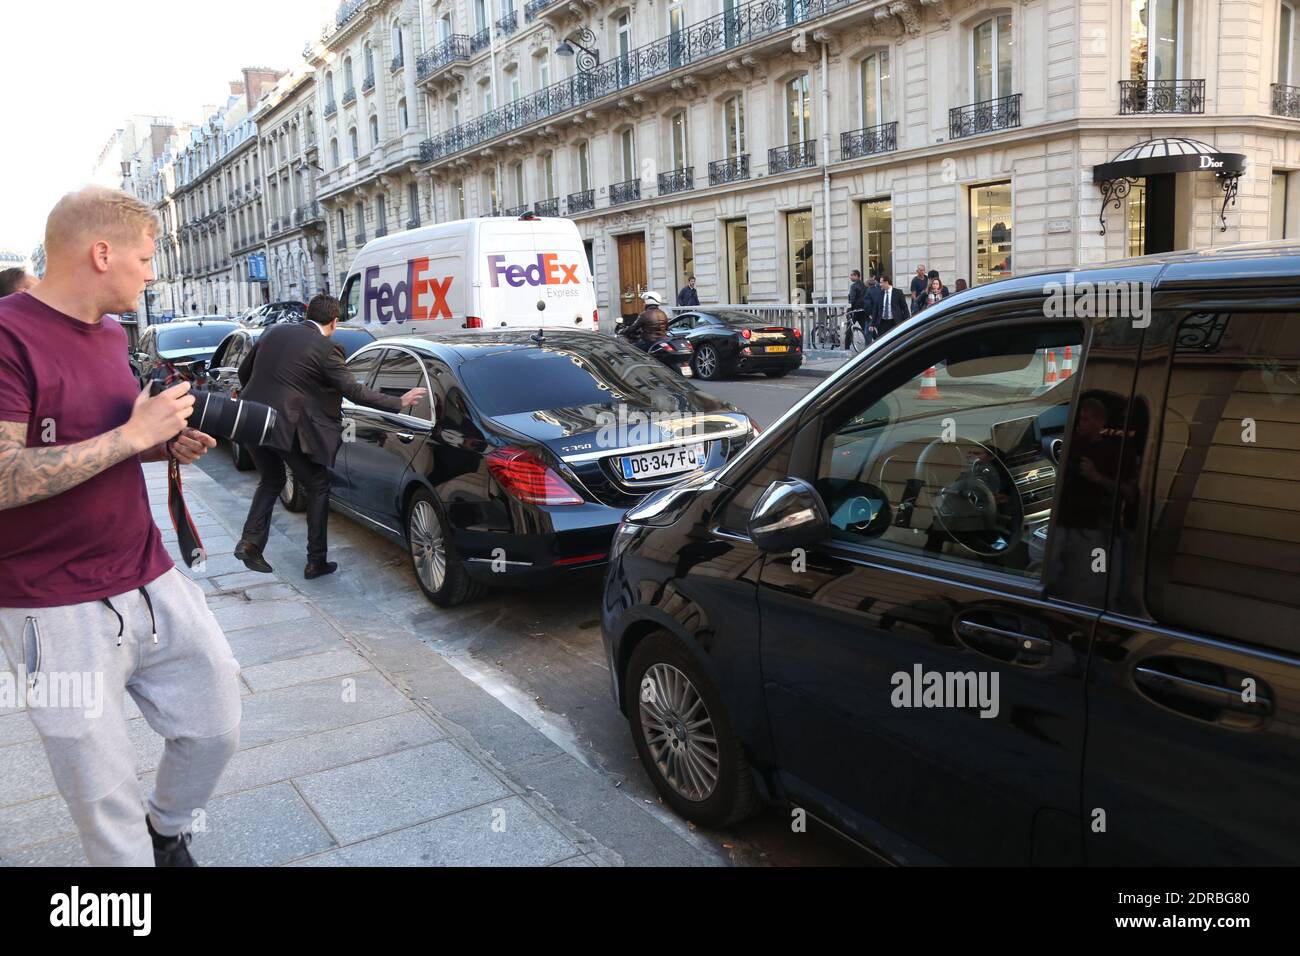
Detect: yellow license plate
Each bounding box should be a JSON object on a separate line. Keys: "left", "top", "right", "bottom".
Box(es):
{"left": 766, "top": 345, "right": 788, "bottom": 353}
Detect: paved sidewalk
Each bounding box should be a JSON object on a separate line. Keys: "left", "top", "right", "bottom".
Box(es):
{"left": 793, "top": 349, "right": 856, "bottom": 379}
{"left": 0, "top": 462, "right": 725, "bottom": 867}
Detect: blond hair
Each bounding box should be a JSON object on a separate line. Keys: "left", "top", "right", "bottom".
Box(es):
{"left": 44, "top": 186, "right": 159, "bottom": 259}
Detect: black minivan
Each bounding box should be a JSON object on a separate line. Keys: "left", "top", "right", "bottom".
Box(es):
{"left": 602, "top": 241, "right": 1300, "bottom": 865}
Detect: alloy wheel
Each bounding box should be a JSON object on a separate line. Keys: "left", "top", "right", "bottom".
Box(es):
{"left": 638, "top": 662, "right": 720, "bottom": 802}
{"left": 408, "top": 499, "right": 447, "bottom": 593}
{"left": 696, "top": 345, "right": 718, "bottom": 378}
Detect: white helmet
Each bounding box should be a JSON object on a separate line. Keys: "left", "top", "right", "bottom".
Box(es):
{"left": 642, "top": 290, "right": 662, "bottom": 306}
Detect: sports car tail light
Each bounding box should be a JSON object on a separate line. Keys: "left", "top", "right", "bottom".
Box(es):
{"left": 486, "top": 446, "right": 584, "bottom": 506}
{"left": 740, "top": 327, "right": 752, "bottom": 340}
{"left": 793, "top": 328, "right": 801, "bottom": 339}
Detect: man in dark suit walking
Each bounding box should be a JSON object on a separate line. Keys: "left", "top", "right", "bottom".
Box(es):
{"left": 872, "top": 275, "right": 911, "bottom": 338}
{"left": 233, "top": 294, "right": 426, "bottom": 579}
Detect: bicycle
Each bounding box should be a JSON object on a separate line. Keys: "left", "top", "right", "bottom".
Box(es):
{"left": 810, "top": 313, "right": 843, "bottom": 350}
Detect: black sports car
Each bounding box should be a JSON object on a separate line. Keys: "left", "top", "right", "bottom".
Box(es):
{"left": 134, "top": 318, "right": 239, "bottom": 388}
{"left": 665, "top": 310, "right": 803, "bottom": 380}
{"left": 326, "top": 328, "right": 757, "bottom": 606}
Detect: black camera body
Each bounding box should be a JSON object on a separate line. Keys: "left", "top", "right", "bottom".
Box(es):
{"left": 149, "top": 361, "right": 277, "bottom": 448}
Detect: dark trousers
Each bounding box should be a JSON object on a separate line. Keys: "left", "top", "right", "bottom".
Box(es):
{"left": 242, "top": 437, "right": 331, "bottom": 563}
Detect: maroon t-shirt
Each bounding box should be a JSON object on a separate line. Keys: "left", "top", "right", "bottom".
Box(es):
{"left": 0, "top": 293, "right": 173, "bottom": 608}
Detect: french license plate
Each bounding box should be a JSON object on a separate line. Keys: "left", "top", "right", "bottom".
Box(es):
{"left": 765, "top": 345, "right": 789, "bottom": 353}
{"left": 620, "top": 443, "right": 706, "bottom": 480}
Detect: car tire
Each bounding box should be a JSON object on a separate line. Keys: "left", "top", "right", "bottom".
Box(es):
{"left": 279, "top": 467, "right": 305, "bottom": 512}
{"left": 230, "top": 438, "right": 253, "bottom": 471}
{"left": 405, "top": 488, "right": 485, "bottom": 607}
{"left": 762, "top": 369, "right": 791, "bottom": 378}
{"left": 625, "top": 630, "right": 759, "bottom": 828}
{"left": 692, "top": 344, "right": 724, "bottom": 381}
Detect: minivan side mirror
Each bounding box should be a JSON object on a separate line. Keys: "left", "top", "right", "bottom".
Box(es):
{"left": 747, "top": 478, "right": 831, "bottom": 553}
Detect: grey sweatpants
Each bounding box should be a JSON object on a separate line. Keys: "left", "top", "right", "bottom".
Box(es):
{"left": 0, "top": 566, "right": 242, "bottom": 866}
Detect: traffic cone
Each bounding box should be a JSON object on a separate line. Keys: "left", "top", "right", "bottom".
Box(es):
{"left": 1043, "top": 349, "right": 1059, "bottom": 385}
{"left": 1061, "top": 345, "right": 1074, "bottom": 379}
{"left": 916, "top": 365, "right": 943, "bottom": 400}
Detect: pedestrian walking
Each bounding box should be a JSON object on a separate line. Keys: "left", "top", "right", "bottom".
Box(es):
{"left": 234, "top": 294, "right": 427, "bottom": 580}
{"left": 844, "top": 269, "right": 869, "bottom": 349}
{"left": 873, "top": 274, "right": 911, "bottom": 337}
{"left": 676, "top": 275, "right": 700, "bottom": 308}
{"left": 910, "top": 264, "right": 928, "bottom": 307}
{"left": 0, "top": 185, "right": 237, "bottom": 867}
{"left": 914, "top": 276, "right": 949, "bottom": 314}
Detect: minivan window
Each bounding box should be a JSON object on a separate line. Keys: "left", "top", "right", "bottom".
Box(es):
{"left": 341, "top": 274, "right": 361, "bottom": 322}
{"left": 814, "top": 326, "right": 1084, "bottom": 580}
{"left": 373, "top": 349, "right": 433, "bottom": 420}
{"left": 1147, "top": 312, "right": 1300, "bottom": 652}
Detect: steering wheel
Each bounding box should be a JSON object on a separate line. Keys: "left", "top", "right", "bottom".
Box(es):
{"left": 912, "top": 437, "right": 1024, "bottom": 556}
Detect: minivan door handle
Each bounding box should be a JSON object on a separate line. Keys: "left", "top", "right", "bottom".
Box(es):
{"left": 1134, "top": 664, "right": 1273, "bottom": 716}
{"left": 955, "top": 612, "right": 1053, "bottom": 663}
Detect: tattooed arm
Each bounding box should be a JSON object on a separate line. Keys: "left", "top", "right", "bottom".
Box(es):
{"left": 0, "top": 382, "right": 197, "bottom": 511}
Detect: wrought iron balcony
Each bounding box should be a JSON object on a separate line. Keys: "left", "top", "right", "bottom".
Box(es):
{"left": 567, "top": 188, "right": 594, "bottom": 213}
{"left": 504, "top": 203, "right": 529, "bottom": 216}
{"left": 418, "top": 0, "right": 859, "bottom": 166}
{"left": 354, "top": 232, "right": 366, "bottom": 245}
{"left": 949, "top": 93, "right": 1022, "bottom": 139}
{"left": 610, "top": 178, "right": 641, "bottom": 205}
{"left": 342, "top": 86, "right": 357, "bottom": 106}
{"left": 406, "top": 216, "right": 421, "bottom": 229}
{"left": 1118, "top": 78, "right": 1205, "bottom": 114}
{"left": 390, "top": 51, "right": 403, "bottom": 72}
{"left": 769, "top": 140, "right": 817, "bottom": 174}
{"left": 657, "top": 166, "right": 694, "bottom": 195}
{"left": 362, "top": 72, "right": 375, "bottom": 94}
{"left": 1272, "top": 83, "right": 1300, "bottom": 118}
{"left": 297, "top": 201, "right": 323, "bottom": 224}
{"left": 375, "top": 224, "right": 388, "bottom": 237}
{"left": 495, "top": 10, "right": 519, "bottom": 36}
{"left": 524, "top": 0, "right": 556, "bottom": 21}
{"left": 417, "top": 35, "right": 472, "bottom": 80}
{"left": 470, "top": 28, "right": 491, "bottom": 53}
{"left": 323, "top": 99, "right": 337, "bottom": 118}
{"left": 841, "top": 121, "right": 897, "bottom": 160}
{"left": 336, "top": 237, "right": 348, "bottom": 250}
{"left": 534, "top": 197, "right": 560, "bottom": 216}
{"left": 708, "top": 154, "right": 750, "bottom": 185}
{"left": 335, "top": 0, "right": 365, "bottom": 28}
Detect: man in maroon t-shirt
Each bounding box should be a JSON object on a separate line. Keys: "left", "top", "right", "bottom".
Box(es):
{"left": 0, "top": 186, "right": 242, "bottom": 867}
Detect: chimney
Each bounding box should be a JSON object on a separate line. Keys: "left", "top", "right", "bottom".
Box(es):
{"left": 230, "top": 80, "right": 245, "bottom": 97}
{"left": 242, "top": 67, "right": 288, "bottom": 111}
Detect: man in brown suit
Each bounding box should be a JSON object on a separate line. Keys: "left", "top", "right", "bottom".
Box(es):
{"left": 234, "top": 294, "right": 426, "bottom": 578}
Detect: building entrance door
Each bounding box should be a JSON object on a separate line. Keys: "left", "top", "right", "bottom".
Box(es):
{"left": 616, "top": 233, "right": 647, "bottom": 320}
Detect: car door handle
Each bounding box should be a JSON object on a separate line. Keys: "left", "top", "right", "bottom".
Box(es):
{"left": 396, "top": 432, "right": 415, "bottom": 443}
{"left": 955, "top": 614, "right": 1053, "bottom": 658}
{"left": 1134, "top": 665, "right": 1273, "bottom": 715}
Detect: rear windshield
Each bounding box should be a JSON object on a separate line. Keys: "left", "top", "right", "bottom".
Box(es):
{"left": 157, "top": 325, "right": 234, "bottom": 351}
{"left": 460, "top": 342, "right": 682, "bottom": 416}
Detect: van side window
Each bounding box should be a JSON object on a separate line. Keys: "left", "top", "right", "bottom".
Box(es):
{"left": 814, "top": 326, "right": 1085, "bottom": 581}
{"left": 341, "top": 274, "right": 362, "bottom": 322}
{"left": 1147, "top": 312, "right": 1300, "bottom": 652}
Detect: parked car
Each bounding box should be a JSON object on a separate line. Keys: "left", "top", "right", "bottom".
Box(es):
{"left": 207, "top": 325, "right": 375, "bottom": 475}
{"left": 241, "top": 300, "right": 306, "bottom": 328}
{"left": 134, "top": 318, "right": 239, "bottom": 388}
{"left": 326, "top": 328, "right": 756, "bottom": 606}
{"left": 665, "top": 309, "right": 803, "bottom": 380}
{"left": 603, "top": 240, "right": 1300, "bottom": 865}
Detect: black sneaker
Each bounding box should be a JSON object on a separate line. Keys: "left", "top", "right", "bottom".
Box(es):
{"left": 303, "top": 560, "right": 338, "bottom": 580}
{"left": 146, "top": 815, "right": 197, "bottom": 868}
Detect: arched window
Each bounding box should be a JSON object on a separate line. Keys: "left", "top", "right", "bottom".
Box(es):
{"left": 343, "top": 56, "right": 355, "bottom": 92}
{"left": 354, "top": 201, "right": 365, "bottom": 239}
{"left": 398, "top": 98, "right": 409, "bottom": 130}
{"left": 392, "top": 20, "right": 404, "bottom": 58}
{"left": 330, "top": 137, "right": 340, "bottom": 168}
{"left": 348, "top": 126, "right": 359, "bottom": 159}
{"left": 363, "top": 43, "right": 374, "bottom": 84}
{"left": 860, "top": 51, "right": 892, "bottom": 127}
{"left": 325, "top": 70, "right": 335, "bottom": 103}
{"left": 369, "top": 114, "right": 380, "bottom": 147}
{"left": 336, "top": 208, "right": 346, "bottom": 238}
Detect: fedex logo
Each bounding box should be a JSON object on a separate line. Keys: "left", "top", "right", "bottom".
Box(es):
{"left": 363, "top": 258, "right": 453, "bottom": 324}
{"left": 488, "top": 254, "right": 582, "bottom": 288}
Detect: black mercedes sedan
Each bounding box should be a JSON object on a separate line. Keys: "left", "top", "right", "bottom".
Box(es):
{"left": 324, "top": 329, "right": 756, "bottom": 606}
{"left": 665, "top": 309, "right": 803, "bottom": 380}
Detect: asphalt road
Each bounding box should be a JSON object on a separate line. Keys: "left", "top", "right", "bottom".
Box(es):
{"left": 198, "top": 372, "right": 868, "bottom": 866}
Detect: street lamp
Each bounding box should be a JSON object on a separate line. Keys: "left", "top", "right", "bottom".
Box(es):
{"left": 555, "top": 26, "right": 599, "bottom": 73}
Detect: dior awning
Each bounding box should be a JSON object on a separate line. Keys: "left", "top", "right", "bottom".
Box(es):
{"left": 1094, "top": 137, "right": 1247, "bottom": 236}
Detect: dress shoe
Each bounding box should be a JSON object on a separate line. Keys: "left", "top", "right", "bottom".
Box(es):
{"left": 304, "top": 561, "right": 338, "bottom": 580}
{"left": 234, "top": 540, "right": 273, "bottom": 573}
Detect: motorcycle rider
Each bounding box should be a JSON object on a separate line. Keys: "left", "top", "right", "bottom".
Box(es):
{"left": 622, "top": 290, "right": 669, "bottom": 351}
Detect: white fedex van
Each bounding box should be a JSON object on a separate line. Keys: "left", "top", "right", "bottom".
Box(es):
{"left": 336, "top": 214, "right": 598, "bottom": 336}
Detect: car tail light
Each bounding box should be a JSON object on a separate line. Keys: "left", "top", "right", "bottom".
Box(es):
{"left": 593, "top": 309, "right": 599, "bottom": 325}
{"left": 793, "top": 328, "right": 801, "bottom": 339}
{"left": 740, "top": 328, "right": 752, "bottom": 340}
{"left": 486, "top": 446, "right": 584, "bottom": 506}
{"left": 464, "top": 316, "right": 483, "bottom": 329}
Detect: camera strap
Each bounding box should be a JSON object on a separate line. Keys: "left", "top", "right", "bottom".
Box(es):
{"left": 165, "top": 447, "right": 205, "bottom": 568}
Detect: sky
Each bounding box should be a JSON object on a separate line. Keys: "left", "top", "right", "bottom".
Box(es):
{"left": 1, "top": 0, "right": 340, "bottom": 259}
